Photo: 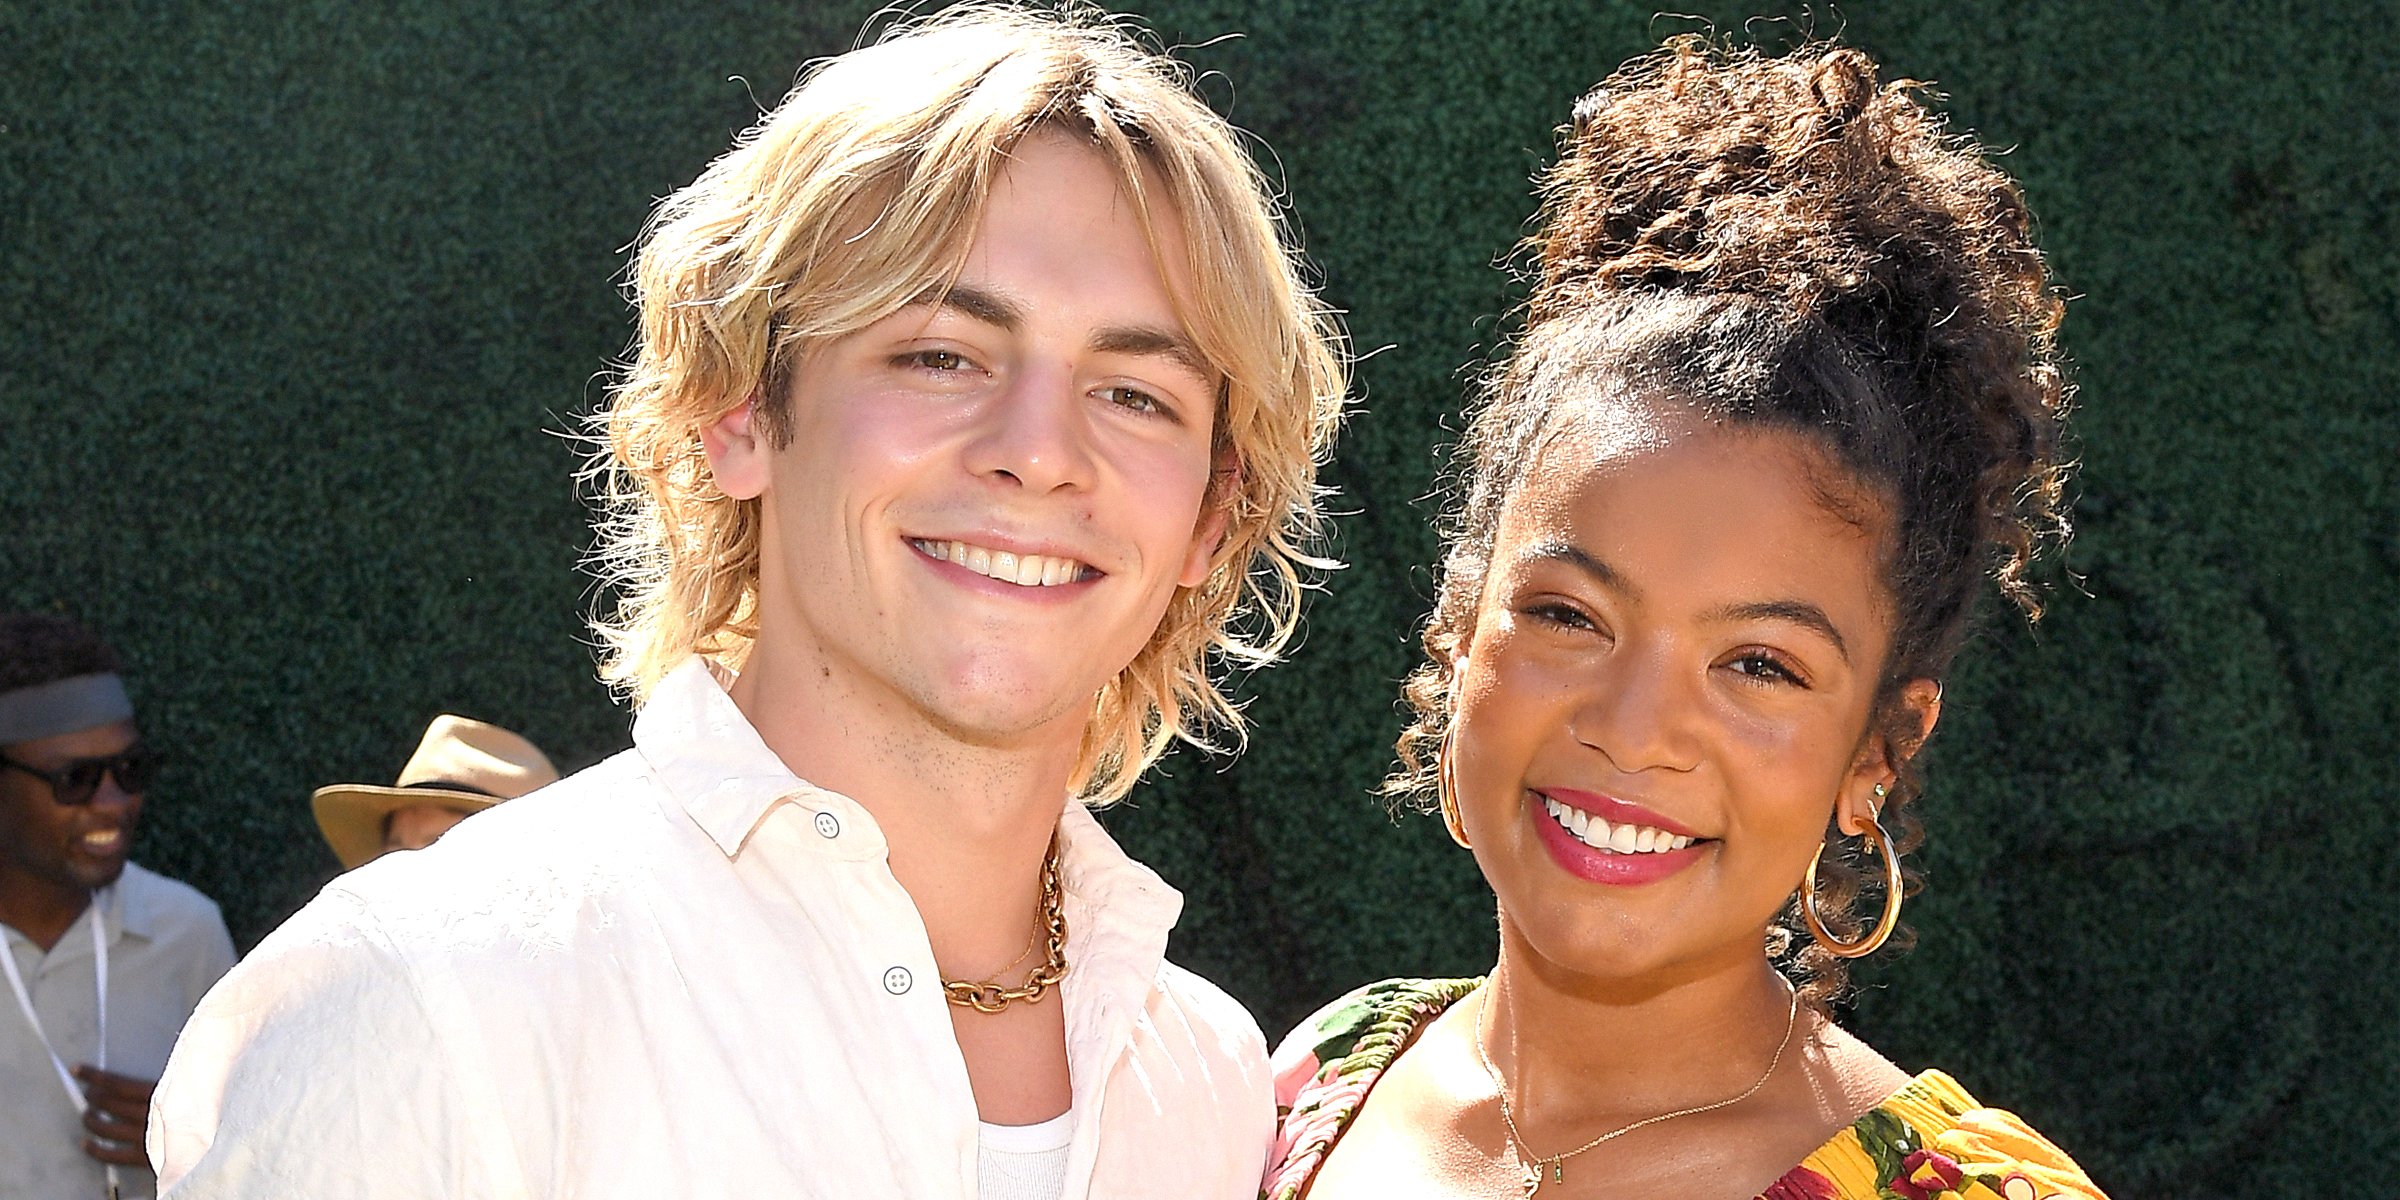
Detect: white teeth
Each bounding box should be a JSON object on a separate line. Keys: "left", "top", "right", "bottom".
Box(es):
{"left": 913, "top": 539, "right": 1090, "bottom": 588}
{"left": 1543, "top": 796, "right": 1694, "bottom": 856}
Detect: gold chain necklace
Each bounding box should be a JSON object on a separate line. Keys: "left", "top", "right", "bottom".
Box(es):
{"left": 1472, "top": 976, "right": 1801, "bottom": 1196}
{"left": 941, "top": 837, "right": 1068, "bottom": 1014}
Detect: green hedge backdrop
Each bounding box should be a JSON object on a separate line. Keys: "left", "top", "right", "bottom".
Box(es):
{"left": 5, "top": 2, "right": 2395, "bottom": 1194}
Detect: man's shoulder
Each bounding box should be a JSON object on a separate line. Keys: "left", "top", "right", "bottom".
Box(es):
{"left": 1110, "top": 958, "right": 1275, "bottom": 1172}
{"left": 1147, "top": 958, "right": 1269, "bottom": 1061}
{"left": 312, "top": 749, "right": 690, "bottom": 955}
{"left": 118, "top": 860, "right": 233, "bottom": 955}
{"left": 420, "top": 744, "right": 658, "bottom": 848}
{"left": 120, "top": 860, "right": 225, "bottom": 923}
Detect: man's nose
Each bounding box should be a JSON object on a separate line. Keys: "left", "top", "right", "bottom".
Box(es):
{"left": 86, "top": 771, "right": 139, "bottom": 816}
{"left": 964, "top": 364, "right": 1100, "bottom": 493}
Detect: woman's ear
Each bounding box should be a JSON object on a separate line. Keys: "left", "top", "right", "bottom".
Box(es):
{"left": 700, "top": 397, "right": 770, "bottom": 501}
{"left": 1837, "top": 678, "right": 1943, "bottom": 835}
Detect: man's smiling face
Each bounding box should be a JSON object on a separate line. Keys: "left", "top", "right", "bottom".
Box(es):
{"left": 0, "top": 719, "right": 143, "bottom": 902}
{"left": 706, "top": 131, "right": 1224, "bottom": 749}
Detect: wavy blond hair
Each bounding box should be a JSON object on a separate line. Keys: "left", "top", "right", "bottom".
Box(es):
{"left": 587, "top": 4, "right": 1347, "bottom": 805}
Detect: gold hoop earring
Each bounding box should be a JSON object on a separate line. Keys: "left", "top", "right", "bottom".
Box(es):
{"left": 1437, "top": 729, "right": 1472, "bottom": 850}
{"left": 1800, "top": 784, "right": 1902, "bottom": 959}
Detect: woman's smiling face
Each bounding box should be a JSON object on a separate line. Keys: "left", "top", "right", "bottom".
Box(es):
{"left": 1450, "top": 398, "right": 1922, "bottom": 987}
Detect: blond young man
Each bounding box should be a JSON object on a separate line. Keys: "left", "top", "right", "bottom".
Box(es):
{"left": 147, "top": 7, "right": 1344, "bottom": 1199}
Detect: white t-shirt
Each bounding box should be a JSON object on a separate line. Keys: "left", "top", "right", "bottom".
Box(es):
{"left": 980, "top": 1111, "right": 1074, "bottom": 1200}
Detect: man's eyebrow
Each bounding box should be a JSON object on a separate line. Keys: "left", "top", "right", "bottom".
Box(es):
{"left": 1523, "top": 540, "right": 1637, "bottom": 600}
{"left": 903, "top": 283, "right": 1215, "bottom": 383}
{"left": 905, "top": 283, "right": 1026, "bottom": 330}
{"left": 1706, "top": 599, "right": 1851, "bottom": 664}
{"left": 1090, "top": 326, "right": 1213, "bottom": 383}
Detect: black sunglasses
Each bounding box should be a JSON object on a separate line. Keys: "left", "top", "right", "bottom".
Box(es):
{"left": 0, "top": 746, "right": 162, "bottom": 806}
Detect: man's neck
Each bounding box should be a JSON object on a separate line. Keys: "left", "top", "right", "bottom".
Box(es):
{"left": 723, "top": 642, "right": 1081, "bottom": 981}
{"left": 0, "top": 869, "right": 94, "bottom": 955}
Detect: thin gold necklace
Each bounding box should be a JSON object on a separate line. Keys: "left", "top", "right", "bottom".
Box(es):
{"left": 1472, "top": 975, "right": 1801, "bottom": 1197}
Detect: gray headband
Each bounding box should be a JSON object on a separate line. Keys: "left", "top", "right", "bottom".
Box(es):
{"left": 0, "top": 673, "right": 134, "bottom": 744}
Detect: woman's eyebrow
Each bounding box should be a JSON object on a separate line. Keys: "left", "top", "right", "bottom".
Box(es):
{"left": 1524, "top": 540, "right": 1636, "bottom": 599}
{"left": 1522, "top": 542, "right": 1849, "bottom": 662}
{"left": 1706, "top": 599, "right": 1850, "bottom": 663}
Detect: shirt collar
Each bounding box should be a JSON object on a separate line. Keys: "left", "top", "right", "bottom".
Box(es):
{"left": 631, "top": 657, "right": 1184, "bottom": 933}
{"left": 0, "top": 870, "right": 153, "bottom": 958}
{"left": 632, "top": 658, "right": 832, "bottom": 858}
{"left": 1055, "top": 803, "right": 1182, "bottom": 935}
{"left": 105, "top": 868, "right": 159, "bottom": 941}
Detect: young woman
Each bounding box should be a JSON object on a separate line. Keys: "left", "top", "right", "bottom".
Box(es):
{"left": 1265, "top": 39, "right": 2106, "bottom": 1200}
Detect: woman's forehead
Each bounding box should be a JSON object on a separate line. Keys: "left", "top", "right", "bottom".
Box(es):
{"left": 1529, "top": 390, "right": 1685, "bottom": 468}
{"left": 1496, "top": 412, "right": 1891, "bottom": 601}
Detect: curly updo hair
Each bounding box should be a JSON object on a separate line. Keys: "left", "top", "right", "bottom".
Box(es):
{"left": 1390, "top": 37, "right": 2073, "bottom": 1005}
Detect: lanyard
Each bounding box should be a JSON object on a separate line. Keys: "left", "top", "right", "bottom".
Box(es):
{"left": 2, "top": 888, "right": 122, "bottom": 1199}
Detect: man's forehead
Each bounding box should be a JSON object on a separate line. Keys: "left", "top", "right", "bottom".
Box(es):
{"left": 5, "top": 719, "right": 140, "bottom": 763}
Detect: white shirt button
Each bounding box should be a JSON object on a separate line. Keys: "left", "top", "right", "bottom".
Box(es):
{"left": 883, "top": 966, "right": 913, "bottom": 995}
{"left": 813, "top": 811, "right": 840, "bottom": 838}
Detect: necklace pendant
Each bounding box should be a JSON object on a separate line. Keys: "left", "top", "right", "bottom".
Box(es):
{"left": 1518, "top": 1157, "right": 1563, "bottom": 1195}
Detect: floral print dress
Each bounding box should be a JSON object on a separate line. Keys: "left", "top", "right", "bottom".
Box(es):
{"left": 1264, "top": 979, "right": 2108, "bottom": 1200}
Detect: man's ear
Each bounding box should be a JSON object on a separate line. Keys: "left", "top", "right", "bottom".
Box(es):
{"left": 1836, "top": 677, "right": 1943, "bottom": 836}
{"left": 699, "top": 397, "right": 769, "bottom": 501}
{"left": 1178, "top": 454, "right": 1240, "bottom": 588}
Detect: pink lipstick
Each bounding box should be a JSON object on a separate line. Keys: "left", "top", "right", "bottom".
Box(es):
{"left": 1528, "top": 789, "right": 1706, "bottom": 886}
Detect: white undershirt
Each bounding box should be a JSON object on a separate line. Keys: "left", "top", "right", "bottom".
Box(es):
{"left": 978, "top": 1110, "right": 1073, "bottom": 1200}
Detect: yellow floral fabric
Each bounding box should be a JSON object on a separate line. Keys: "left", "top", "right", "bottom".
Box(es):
{"left": 1767, "top": 1070, "right": 2109, "bottom": 1200}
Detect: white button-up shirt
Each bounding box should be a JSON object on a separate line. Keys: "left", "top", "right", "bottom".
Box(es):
{"left": 4, "top": 863, "right": 235, "bottom": 1200}
{"left": 148, "top": 661, "right": 1273, "bottom": 1198}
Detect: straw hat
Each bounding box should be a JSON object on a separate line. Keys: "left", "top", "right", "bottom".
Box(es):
{"left": 311, "top": 715, "right": 559, "bottom": 870}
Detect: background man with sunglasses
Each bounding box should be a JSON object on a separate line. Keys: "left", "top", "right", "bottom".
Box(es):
{"left": 1, "top": 612, "right": 235, "bottom": 1200}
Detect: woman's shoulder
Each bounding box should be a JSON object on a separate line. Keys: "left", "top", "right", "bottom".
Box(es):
{"left": 1769, "top": 1070, "right": 2110, "bottom": 1200}
{"left": 1263, "top": 977, "right": 1479, "bottom": 1200}
{"left": 1267, "top": 974, "right": 1468, "bottom": 1099}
